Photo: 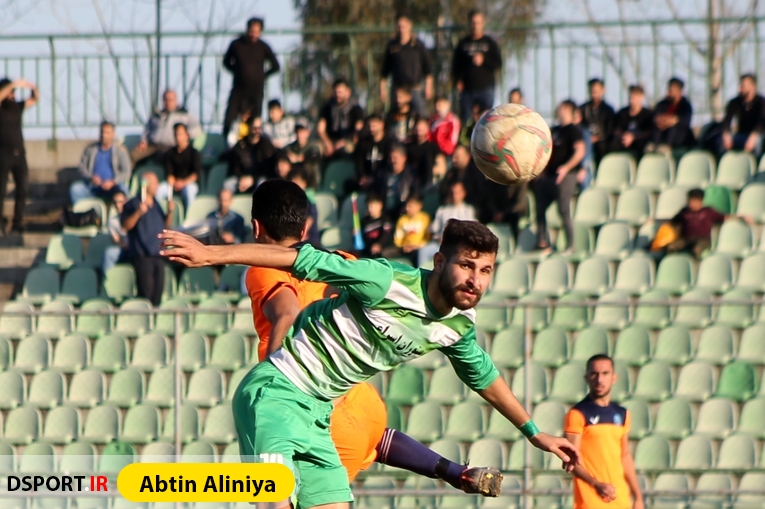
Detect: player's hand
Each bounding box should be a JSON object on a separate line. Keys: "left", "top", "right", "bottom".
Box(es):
{"left": 595, "top": 482, "right": 616, "bottom": 502}
{"left": 529, "top": 433, "right": 579, "bottom": 473}
{"left": 158, "top": 230, "right": 210, "bottom": 267}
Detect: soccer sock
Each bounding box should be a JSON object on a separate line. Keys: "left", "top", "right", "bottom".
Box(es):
{"left": 375, "top": 428, "right": 465, "bottom": 490}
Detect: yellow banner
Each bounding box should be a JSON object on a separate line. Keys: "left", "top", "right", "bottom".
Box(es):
{"left": 117, "top": 463, "right": 295, "bottom": 502}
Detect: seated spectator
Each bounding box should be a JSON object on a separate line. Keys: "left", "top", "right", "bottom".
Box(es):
{"left": 121, "top": 172, "right": 173, "bottom": 306}
{"left": 102, "top": 190, "right": 128, "bottom": 273}
{"left": 721, "top": 73, "right": 765, "bottom": 157}
{"left": 355, "top": 113, "right": 391, "bottom": 187}
{"left": 158, "top": 123, "right": 200, "bottom": 208}
{"left": 226, "top": 116, "right": 277, "bottom": 194}
{"left": 286, "top": 122, "right": 319, "bottom": 163}
{"left": 391, "top": 193, "right": 431, "bottom": 264}
{"left": 572, "top": 106, "right": 593, "bottom": 190}
{"left": 429, "top": 96, "right": 460, "bottom": 156}
{"left": 225, "top": 109, "right": 252, "bottom": 149}
{"left": 317, "top": 78, "right": 365, "bottom": 158}
{"left": 580, "top": 78, "right": 615, "bottom": 165}
{"left": 70, "top": 121, "right": 131, "bottom": 204}
{"left": 441, "top": 144, "right": 485, "bottom": 207}
{"left": 425, "top": 152, "right": 449, "bottom": 193}
{"left": 459, "top": 103, "right": 489, "bottom": 146}
{"left": 612, "top": 84, "right": 654, "bottom": 157}
{"left": 131, "top": 89, "right": 202, "bottom": 165}
{"left": 289, "top": 164, "right": 321, "bottom": 246}
{"left": 386, "top": 86, "right": 419, "bottom": 143}
{"left": 373, "top": 143, "right": 418, "bottom": 217}
{"left": 508, "top": 87, "right": 523, "bottom": 104}
{"left": 360, "top": 194, "right": 393, "bottom": 258}
{"left": 408, "top": 118, "right": 440, "bottom": 186}
{"left": 206, "top": 189, "right": 246, "bottom": 245}
{"left": 417, "top": 180, "right": 476, "bottom": 266}
{"left": 263, "top": 99, "right": 296, "bottom": 149}
{"left": 275, "top": 155, "right": 292, "bottom": 179}
{"left": 648, "top": 77, "right": 695, "bottom": 154}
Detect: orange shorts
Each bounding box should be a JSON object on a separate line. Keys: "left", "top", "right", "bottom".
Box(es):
{"left": 329, "top": 382, "right": 388, "bottom": 482}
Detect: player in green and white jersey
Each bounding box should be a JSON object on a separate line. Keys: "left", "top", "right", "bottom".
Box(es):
{"left": 159, "top": 215, "right": 579, "bottom": 509}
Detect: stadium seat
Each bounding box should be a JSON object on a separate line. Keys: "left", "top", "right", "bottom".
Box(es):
{"left": 614, "top": 187, "right": 652, "bottom": 226}
{"left": 734, "top": 473, "right": 765, "bottom": 509}
{"left": 162, "top": 404, "right": 200, "bottom": 444}
{"left": 675, "top": 362, "right": 716, "bottom": 402}
{"left": 717, "top": 151, "right": 756, "bottom": 189}
{"left": 19, "top": 442, "right": 56, "bottom": 473}
{"left": 572, "top": 256, "right": 611, "bottom": 296}
{"left": 90, "top": 334, "right": 128, "bottom": 373}
{"left": 591, "top": 290, "right": 630, "bottom": 330}
{"left": 192, "top": 298, "right": 230, "bottom": 336}
{"left": 58, "top": 266, "right": 99, "bottom": 304}
{"left": 632, "top": 289, "right": 672, "bottom": 329}
{"left": 230, "top": 195, "right": 252, "bottom": 224}
{"left": 654, "top": 326, "right": 693, "bottom": 365}
{"left": 715, "top": 220, "right": 754, "bottom": 259}
{"left": 314, "top": 192, "right": 339, "bottom": 230}
{"left": 14, "top": 334, "right": 51, "bottom": 373}
{"left": 0, "top": 301, "right": 33, "bottom": 339}
{"left": 716, "top": 289, "right": 755, "bottom": 328}
{"left": 405, "top": 402, "right": 444, "bottom": 442}
{"left": 653, "top": 398, "right": 694, "bottom": 439}
{"left": 695, "top": 254, "right": 735, "bottom": 294}
{"left": 717, "top": 434, "right": 758, "bottom": 469}
{"left": 547, "top": 362, "right": 587, "bottom": 404}
{"left": 145, "top": 366, "right": 182, "bottom": 408}
{"left": 179, "top": 332, "right": 210, "bottom": 371}
{"left": 231, "top": 297, "right": 257, "bottom": 335}
{"left": 76, "top": 299, "right": 113, "bottom": 338}
{"left": 676, "top": 150, "right": 716, "bottom": 187}
{"left": 695, "top": 398, "right": 736, "bottom": 439}
{"left": 485, "top": 407, "right": 521, "bottom": 442}
{"left": 738, "top": 398, "right": 765, "bottom": 439}
{"left": 532, "top": 475, "right": 566, "bottom": 509}
{"left": 358, "top": 477, "right": 396, "bottom": 509}
{"left": 549, "top": 292, "right": 589, "bottom": 331}
{"left": 3, "top": 406, "right": 41, "bottom": 445}
{"left": 622, "top": 399, "right": 651, "bottom": 439}
{"left": 674, "top": 289, "right": 714, "bottom": 328}
{"left": 652, "top": 473, "right": 691, "bottom": 509}
{"left": 634, "top": 152, "right": 674, "bottom": 191}
{"left": 489, "top": 326, "right": 524, "bottom": 369}
{"left": 186, "top": 367, "right": 224, "bottom": 407}
{"left": 21, "top": 266, "right": 59, "bottom": 305}
{"left": 99, "top": 441, "right": 136, "bottom": 473}
{"left": 737, "top": 183, "right": 765, "bottom": 223}
{"left": 209, "top": 332, "right": 249, "bottom": 371}
{"left": 738, "top": 324, "right": 765, "bottom": 364}
{"left": 67, "top": 370, "right": 105, "bottom": 408}
{"left": 674, "top": 434, "right": 714, "bottom": 470}
{"left": 573, "top": 188, "right": 612, "bottom": 226}
{"left": 477, "top": 295, "right": 510, "bottom": 333}
{"left": 510, "top": 292, "right": 548, "bottom": 332}
{"left": 510, "top": 363, "right": 548, "bottom": 404}
{"left": 594, "top": 222, "right": 633, "bottom": 261}
{"left": 121, "top": 404, "right": 160, "bottom": 444}
{"left": 106, "top": 368, "right": 144, "bottom": 407}
{"left": 633, "top": 362, "right": 673, "bottom": 402}
{"left": 716, "top": 361, "right": 757, "bottom": 401}
{"left": 531, "top": 401, "right": 566, "bottom": 437}
{"left": 507, "top": 440, "right": 545, "bottom": 471}
{"left": 594, "top": 153, "right": 636, "bottom": 192}
{"left": 182, "top": 440, "right": 218, "bottom": 464}
{"left": 486, "top": 223, "right": 514, "bottom": 262}
{"left": 736, "top": 254, "right": 765, "bottom": 292}
{"left": 531, "top": 256, "right": 571, "bottom": 297}
{"left": 570, "top": 326, "right": 610, "bottom": 361}
{"left": 36, "top": 300, "right": 74, "bottom": 339}
{"left": 531, "top": 327, "right": 569, "bottom": 367}
{"left": 202, "top": 402, "right": 237, "bottom": 444}
{"left": 27, "top": 369, "right": 65, "bottom": 409}
{"left": 154, "top": 297, "right": 192, "bottom": 336}
{"left": 179, "top": 267, "right": 216, "bottom": 300}
{"left": 397, "top": 477, "right": 439, "bottom": 509}
{"left": 427, "top": 366, "right": 466, "bottom": 405}
{"left": 100, "top": 264, "right": 137, "bottom": 303}
{"left": 0, "top": 336, "right": 10, "bottom": 371}
{"left": 182, "top": 195, "right": 218, "bottom": 226}
{"left": 162, "top": 264, "right": 178, "bottom": 301}
{"left": 695, "top": 325, "right": 735, "bottom": 365}
{"left": 387, "top": 366, "right": 426, "bottom": 406}
{"left": 114, "top": 298, "right": 153, "bottom": 337}
{"left": 655, "top": 254, "right": 695, "bottom": 296}
{"left": 613, "top": 255, "right": 654, "bottom": 296}
{"left": 690, "top": 473, "right": 733, "bottom": 509}
{"left": 52, "top": 334, "right": 89, "bottom": 373}
{"left": 386, "top": 402, "right": 403, "bottom": 431}
{"left": 443, "top": 402, "right": 484, "bottom": 441}
{"left": 491, "top": 258, "right": 531, "bottom": 298}
{"left": 704, "top": 184, "right": 735, "bottom": 215}
{"left": 60, "top": 442, "right": 96, "bottom": 473}
{"left": 321, "top": 159, "right": 356, "bottom": 199}
{"left": 226, "top": 368, "right": 249, "bottom": 402}
{"left": 467, "top": 439, "right": 506, "bottom": 473}
{"left": 203, "top": 163, "right": 228, "bottom": 196}
{"left": 131, "top": 333, "right": 170, "bottom": 371}
{"left": 45, "top": 234, "right": 83, "bottom": 270}
{"left": 409, "top": 349, "right": 447, "bottom": 371}
{"left": 215, "top": 264, "right": 247, "bottom": 299}
{"left": 656, "top": 186, "right": 691, "bottom": 220}
{"left": 81, "top": 232, "right": 114, "bottom": 270}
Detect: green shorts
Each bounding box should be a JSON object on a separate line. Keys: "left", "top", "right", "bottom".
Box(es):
{"left": 232, "top": 360, "right": 353, "bottom": 508}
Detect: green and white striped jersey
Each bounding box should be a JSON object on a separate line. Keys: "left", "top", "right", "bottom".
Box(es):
{"left": 269, "top": 244, "right": 500, "bottom": 400}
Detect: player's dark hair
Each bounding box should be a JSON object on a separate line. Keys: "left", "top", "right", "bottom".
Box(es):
{"left": 251, "top": 180, "right": 308, "bottom": 241}
{"left": 439, "top": 219, "right": 498, "bottom": 259}
{"left": 588, "top": 77, "right": 604, "bottom": 87}
{"left": 247, "top": 17, "right": 264, "bottom": 29}
{"left": 396, "top": 85, "right": 413, "bottom": 96}
{"left": 268, "top": 99, "right": 282, "bottom": 110}
{"left": 629, "top": 84, "right": 644, "bottom": 95}
{"left": 668, "top": 76, "right": 685, "bottom": 89}
{"left": 509, "top": 87, "right": 522, "bottom": 98}
{"left": 741, "top": 73, "right": 757, "bottom": 85}
{"left": 586, "top": 354, "right": 614, "bottom": 372}
{"left": 688, "top": 188, "right": 705, "bottom": 201}
{"left": 333, "top": 78, "right": 350, "bottom": 89}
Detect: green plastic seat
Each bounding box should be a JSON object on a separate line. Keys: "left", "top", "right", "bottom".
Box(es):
{"left": 41, "top": 405, "right": 80, "bottom": 444}
{"left": 696, "top": 254, "right": 735, "bottom": 294}
{"left": 487, "top": 223, "right": 515, "bottom": 261}
{"left": 704, "top": 184, "right": 735, "bottom": 214}
{"left": 154, "top": 297, "right": 192, "bottom": 336}
{"left": 220, "top": 441, "right": 239, "bottom": 463}
{"left": 98, "top": 441, "right": 136, "bottom": 473}
{"left": 675, "top": 361, "right": 716, "bottom": 402}
{"left": 215, "top": 264, "right": 247, "bottom": 300}
{"left": 633, "top": 362, "right": 673, "bottom": 402}
{"left": 736, "top": 254, "right": 765, "bottom": 292}
{"left": 507, "top": 440, "right": 545, "bottom": 471}
{"left": 632, "top": 289, "right": 672, "bottom": 329}
{"left": 90, "top": 334, "right": 128, "bottom": 372}
{"left": 654, "top": 398, "right": 694, "bottom": 439}
{"left": 45, "top": 233, "right": 83, "bottom": 269}
{"left": 202, "top": 161, "right": 227, "bottom": 194}
{"left": 548, "top": 361, "right": 587, "bottom": 403}
{"left": 179, "top": 267, "right": 216, "bottom": 301}
{"left": 634, "top": 435, "right": 673, "bottom": 471}
{"left": 674, "top": 289, "right": 714, "bottom": 328}
{"left": 692, "top": 473, "right": 734, "bottom": 509}
{"left": 162, "top": 404, "right": 200, "bottom": 444}
{"left": 738, "top": 325, "right": 765, "bottom": 364}
{"left": 734, "top": 473, "right": 765, "bottom": 509}
{"left": 161, "top": 264, "right": 177, "bottom": 301}
{"left": 591, "top": 290, "right": 630, "bottom": 330}
{"left": 674, "top": 434, "right": 714, "bottom": 470}
{"left": 532, "top": 401, "right": 567, "bottom": 436}
{"left": 320, "top": 226, "right": 347, "bottom": 251}
{"left": 621, "top": 399, "right": 651, "bottom": 439}
{"left": 655, "top": 253, "right": 695, "bottom": 295}
{"left": 82, "top": 232, "right": 114, "bottom": 269}
{"left": 615, "top": 187, "right": 652, "bottom": 226}
{"left": 614, "top": 256, "right": 655, "bottom": 296}
{"left": 35, "top": 300, "right": 74, "bottom": 339}
{"left": 715, "top": 220, "right": 754, "bottom": 259}
{"left": 405, "top": 401, "right": 444, "bottom": 442}
{"left": 594, "top": 222, "right": 633, "bottom": 261}
{"left": 635, "top": 152, "right": 674, "bottom": 191}
{"left": 358, "top": 476, "right": 395, "bottom": 509}
{"left": 28, "top": 370, "right": 66, "bottom": 409}
{"left": 654, "top": 326, "right": 692, "bottom": 366}
{"left": 387, "top": 366, "right": 426, "bottom": 406}
{"left": 106, "top": 368, "right": 144, "bottom": 407}
{"left": 182, "top": 196, "right": 218, "bottom": 226}
{"left": 550, "top": 292, "right": 589, "bottom": 331}
{"left": 181, "top": 440, "right": 218, "bottom": 464}
{"left": 321, "top": 159, "right": 356, "bottom": 199}
{"left": 716, "top": 361, "right": 757, "bottom": 401}
{"left": 4, "top": 406, "right": 42, "bottom": 444}
{"left": 739, "top": 398, "right": 765, "bottom": 438}
{"left": 594, "top": 153, "right": 636, "bottom": 192}
{"left": 21, "top": 266, "right": 59, "bottom": 305}
{"left": 59, "top": 442, "right": 96, "bottom": 473}
{"left": 367, "top": 371, "right": 386, "bottom": 397}
{"left": 67, "top": 369, "right": 105, "bottom": 408}
{"left": 716, "top": 150, "right": 756, "bottom": 189}
{"left": 19, "top": 442, "right": 56, "bottom": 473}
{"left": 531, "top": 327, "right": 569, "bottom": 367}
{"left": 0, "top": 336, "right": 10, "bottom": 371}
{"left": 491, "top": 259, "right": 531, "bottom": 298}
{"left": 716, "top": 434, "right": 757, "bottom": 469}
{"left": 571, "top": 326, "right": 610, "bottom": 361}
{"left": 100, "top": 264, "right": 137, "bottom": 303}
{"left": 130, "top": 333, "right": 170, "bottom": 371}
{"left": 489, "top": 326, "right": 524, "bottom": 369}
{"left": 656, "top": 186, "right": 691, "bottom": 220}
{"left": 716, "top": 289, "right": 755, "bottom": 328}
{"left": 695, "top": 398, "right": 736, "bottom": 439}
{"left": 81, "top": 404, "right": 120, "bottom": 444}
{"left": 396, "top": 476, "right": 438, "bottom": 509}
{"left": 443, "top": 402, "right": 484, "bottom": 441}
{"left": 511, "top": 293, "right": 548, "bottom": 332}
{"left": 121, "top": 404, "right": 160, "bottom": 444}
{"left": 227, "top": 367, "right": 250, "bottom": 401}
{"left": 75, "top": 299, "right": 113, "bottom": 338}
{"left": 531, "top": 257, "right": 571, "bottom": 297}
{"left": 409, "top": 349, "right": 447, "bottom": 370}
{"left": 0, "top": 300, "right": 34, "bottom": 339}
{"left": 179, "top": 331, "right": 210, "bottom": 371}
{"left": 485, "top": 407, "right": 521, "bottom": 441}
{"left": 386, "top": 402, "right": 403, "bottom": 431}
{"left": 145, "top": 366, "right": 183, "bottom": 408}
{"left": 209, "top": 332, "right": 249, "bottom": 371}
{"left": 652, "top": 473, "right": 691, "bottom": 509}
{"left": 737, "top": 183, "right": 765, "bottom": 223}
{"left": 426, "top": 366, "right": 466, "bottom": 405}
{"left": 186, "top": 367, "right": 224, "bottom": 407}
{"left": 510, "top": 362, "right": 548, "bottom": 404}
{"left": 532, "top": 475, "right": 566, "bottom": 509}
{"left": 202, "top": 402, "right": 237, "bottom": 444}
{"left": 429, "top": 438, "right": 463, "bottom": 465}
{"left": 696, "top": 326, "right": 735, "bottom": 365}
{"left": 676, "top": 150, "right": 716, "bottom": 187}
{"left": 193, "top": 298, "right": 230, "bottom": 336}
{"left": 466, "top": 438, "right": 506, "bottom": 470}
{"left": 58, "top": 266, "right": 99, "bottom": 304}
{"left": 612, "top": 361, "right": 631, "bottom": 403}
{"left": 115, "top": 298, "right": 153, "bottom": 337}
{"left": 574, "top": 186, "right": 613, "bottom": 226}
{"left": 232, "top": 296, "right": 257, "bottom": 335}
{"left": 314, "top": 192, "right": 339, "bottom": 230}
{"left": 572, "top": 257, "right": 611, "bottom": 296}
{"left": 14, "top": 334, "right": 51, "bottom": 373}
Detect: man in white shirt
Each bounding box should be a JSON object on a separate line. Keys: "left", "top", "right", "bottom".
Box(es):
{"left": 263, "top": 99, "right": 296, "bottom": 149}
{"left": 418, "top": 180, "right": 476, "bottom": 266}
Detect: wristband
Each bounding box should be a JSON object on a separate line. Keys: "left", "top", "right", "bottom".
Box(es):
{"left": 519, "top": 420, "right": 540, "bottom": 439}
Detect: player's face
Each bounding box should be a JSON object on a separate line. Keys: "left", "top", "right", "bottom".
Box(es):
{"left": 585, "top": 359, "right": 617, "bottom": 398}
{"left": 437, "top": 249, "right": 495, "bottom": 310}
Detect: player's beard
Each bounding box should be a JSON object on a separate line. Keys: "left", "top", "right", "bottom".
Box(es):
{"left": 438, "top": 271, "right": 483, "bottom": 310}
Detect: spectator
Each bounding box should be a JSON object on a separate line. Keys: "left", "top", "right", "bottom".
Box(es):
{"left": 374, "top": 143, "right": 418, "bottom": 217}
{"left": 207, "top": 189, "right": 246, "bottom": 245}
{"left": 418, "top": 180, "right": 476, "bottom": 266}
{"left": 70, "top": 120, "right": 131, "bottom": 204}
{"left": 275, "top": 154, "right": 292, "bottom": 180}
{"left": 222, "top": 17, "right": 280, "bottom": 138}
{"left": 452, "top": 9, "right": 502, "bottom": 123}
{"left": 408, "top": 118, "right": 440, "bottom": 186}
{"left": 508, "top": 88, "right": 523, "bottom": 105}
{"left": 121, "top": 172, "right": 174, "bottom": 306}
{"left": 648, "top": 77, "right": 695, "bottom": 154}
{"left": 482, "top": 179, "right": 528, "bottom": 243}
{"left": 263, "top": 99, "right": 296, "bottom": 149}
{"left": 360, "top": 194, "right": 393, "bottom": 258}
{"left": 612, "top": 85, "right": 654, "bottom": 157}
{"left": 288, "top": 165, "right": 321, "bottom": 246}
{"left": 380, "top": 12, "right": 433, "bottom": 118}
{"left": 0, "top": 78, "right": 38, "bottom": 234}
{"left": 580, "top": 78, "right": 615, "bottom": 165}
{"left": 102, "top": 190, "right": 129, "bottom": 273}
{"left": 442, "top": 144, "right": 485, "bottom": 207}
{"left": 721, "top": 73, "right": 765, "bottom": 157}
{"left": 158, "top": 123, "right": 201, "bottom": 208}
{"left": 355, "top": 113, "right": 392, "bottom": 187}
{"left": 534, "top": 100, "right": 585, "bottom": 254}
{"left": 385, "top": 86, "right": 419, "bottom": 143}
{"left": 459, "top": 103, "right": 489, "bottom": 147}
{"left": 225, "top": 109, "right": 253, "bottom": 149}
{"left": 131, "top": 89, "right": 202, "bottom": 165}
{"left": 226, "top": 116, "right": 277, "bottom": 194}
{"left": 573, "top": 107, "right": 593, "bottom": 190}
{"left": 286, "top": 122, "right": 318, "bottom": 164}
{"left": 317, "top": 78, "right": 365, "bottom": 158}
{"left": 429, "top": 96, "right": 461, "bottom": 156}
{"left": 425, "top": 152, "right": 448, "bottom": 192}
{"left": 391, "top": 193, "right": 431, "bottom": 264}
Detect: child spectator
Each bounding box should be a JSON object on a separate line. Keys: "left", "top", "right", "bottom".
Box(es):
{"left": 392, "top": 194, "right": 431, "bottom": 264}
{"left": 429, "top": 96, "right": 460, "bottom": 155}
{"left": 263, "top": 99, "right": 296, "bottom": 149}
{"left": 360, "top": 194, "right": 393, "bottom": 258}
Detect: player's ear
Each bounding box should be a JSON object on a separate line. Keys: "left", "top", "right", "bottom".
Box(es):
{"left": 433, "top": 251, "right": 446, "bottom": 272}
{"left": 252, "top": 219, "right": 261, "bottom": 241}
{"left": 300, "top": 221, "right": 308, "bottom": 240}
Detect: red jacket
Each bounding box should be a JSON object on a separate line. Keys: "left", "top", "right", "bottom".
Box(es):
{"left": 429, "top": 113, "right": 461, "bottom": 155}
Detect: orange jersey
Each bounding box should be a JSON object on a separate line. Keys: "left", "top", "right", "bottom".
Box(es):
{"left": 564, "top": 399, "right": 632, "bottom": 509}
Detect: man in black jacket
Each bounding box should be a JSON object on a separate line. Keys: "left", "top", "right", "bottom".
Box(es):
{"left": 225, "top": 117, "right": 277, "bottom": 195}
{"left": 720, "top": 73, "right": 765, "bottom": 157}
{"left": 355, "top": 113, "right": 392, "bottom": 187}
{"left": 374, "top": 143, "right": 419, "bottom": 218}
{"left": 649, "top": 77, "right": 695, "bottom": 152}
{"left": 580, "top": 78, "right": 615, "bottom": 165}
{"left": 612, "top": 85, "right": 653, "bottom": 158}
{"left": 222, "top": 17, "right": 280, "bottom": 139}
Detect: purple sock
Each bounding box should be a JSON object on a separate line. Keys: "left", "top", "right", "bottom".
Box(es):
{"left": 376, "top": 428, "right": 465, "bottom": 490}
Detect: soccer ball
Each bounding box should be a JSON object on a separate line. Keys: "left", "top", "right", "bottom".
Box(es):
{"left": 470, "top": 103, "right": 553, "bottom": 185}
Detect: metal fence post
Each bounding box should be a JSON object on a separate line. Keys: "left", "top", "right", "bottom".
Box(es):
{"left": 523, "top": 302, "right": 533, "bottom": 509}
{"left": 174, "top": 310, "right": 182, "bottom": 464}
{"left": 47, "top": 36, "right": 56, "bottom": 147}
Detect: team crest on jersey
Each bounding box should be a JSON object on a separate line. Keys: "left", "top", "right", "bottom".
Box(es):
{"left": 588, "top": 415, "right": 600, "bottom": 425}
{"left": 613, "top": 413, "right": 623, "bottom": 426}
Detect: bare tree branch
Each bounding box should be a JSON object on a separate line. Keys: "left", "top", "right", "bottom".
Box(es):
{"left": 664, "top": 0, "right": 706, "bottom": 56}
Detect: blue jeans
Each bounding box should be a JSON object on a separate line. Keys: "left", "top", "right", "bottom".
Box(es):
{"left": 459, "top": 88, "right": 495, "bottom": 124}
{"left": 69, "top": 180, "right": 128, "bottom": 205}
{"left": 102, "top": 245, "right": 125, "bottom": 273}
{"left": 718, "top": 132, "right": 763, "bottom": 159}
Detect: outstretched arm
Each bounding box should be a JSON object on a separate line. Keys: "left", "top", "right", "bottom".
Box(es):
{"left": 159, "top": 230, "right": 298, "bottom": 268}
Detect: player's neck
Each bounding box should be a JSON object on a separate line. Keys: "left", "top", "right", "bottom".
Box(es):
{"left": 588, "top": 393, "right": 611, "bottom": 407}
{"left": 425, "top": 272, "right": 452, "bottom": 316}
{"left": 259, "top": 236, "right": 302, "bottom": 247}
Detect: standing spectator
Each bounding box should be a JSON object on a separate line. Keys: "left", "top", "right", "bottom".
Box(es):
{"left": 385, "top": 87, "right": 419, "bottom": 143}
{"left": 612, "top": 85, "right": 654, "bottom": 158}
{"left": 649, "top": 77, "right": 695, "bottom": 154}
{"left": 360, "top": 194, "right": 393, "bottom": 258}
{"left": 533, "top": 100, "right": 585, "bottom": 254}
{"left": 70, "top": 121, "right": 132, "bottom": 204}
{"left": 317, "top": 78, "right": 365, "bottom": 158}
{"left": 102, "top": 190, "right": 129, "bottom": 273}
{"left": 429, "top": 96, "right": 460, "bottom": 156}
{"left": 442, "top": 144, "right": 485, "bottom": 207}
{"left": 121, "top": 172, "right": 173, "bottom": 306}
{"left": 380, "top": 13, "right": 433, "bottom": 118}
{"left": 355, "top": 113, "right": 392, "bottom": 187}
{"left": 0, "top": 78, "right": 37, "bottom": 234}
{"left": 580, "top": 78, "right": 615, "bottom": 165}
{"left": 720, "top": 73, "right": 765, "bottom": 157}
{"left": 131, "top": 89, "right": 202, "bottom": 165}
{"left": 417, "top": 180, "right": 476, "bottom": 266}
{"left": 408, "top": 118, "right": 440, "bottom": 186}
{"left": 226, "top": 117, "right": 277, "bottom": 194}
{"left": 222, "top": 17, "right": 280, "bottom": 139}
{"left": 508, "top": 88, "right": 523, "bottom": 104}
{"left": 483, "top": 180, "right": 528, "bottom": 243}
{"left": 158, "top": 123, "right": 201, "bottom": 208}
{"left": 207, "top": 189, "right": 246, "bottom": 245}
{"left": 452, "top": 10, "right": 502, "bottom": 123}
{"left": 573, "top": 107, "right": 593, "bottom": 190}
{"left": 374, "top": 143, "right": 418, "bottom": 217}
{"left": 263, "top": 99, "right": 296, "bottom": 149}
{"left": 288, "top": 165, "right": 321, "bottom": 247}
{"left": 391, "top": 194, "right": 431, "bottom": 264}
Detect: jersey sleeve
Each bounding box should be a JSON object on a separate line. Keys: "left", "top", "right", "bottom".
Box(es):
{"left": 245, "top": 266, "right": 298, "bottom": 309}
{"left": 623, "top": 409, "right": 632, "bottom": 437}
{"left": 440, "top": 327, "right": 500, "bottom": 392}
{"left": 564, "top": 408, "right": 585, "bottom": 435}
{"left": 291, "top": 244, "right": 393, "bottom": 307}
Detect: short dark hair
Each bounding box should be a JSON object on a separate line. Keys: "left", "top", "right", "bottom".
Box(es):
{"left": 0, "top": 78, "right": 11, "bottom": 89}
{"left": 268, "top": 99, "right": 282, "bottom": 110}
{"left": 395, "top": 12, "right": 411, "bottom": 22}
{"left": 247, "top": 17, "right": 264, "bottom": 29}
{"left": 367, "top": 193, "right": 384, "bottom": 204}
{"left": 396, "top": 86, "right": 413, "bottom": 96}
{"left": 251, "top": 180, "right": 308, "bottom": 241}
{"left": 173, "top": 123, "right": 188, "bottom": 134}
{"left": 468, "top": 9, "right": 482, "bottom": 20}
{"left": 688, "top": 188, "right": 705, "bottom": 201}
{"left": 407, "top": 193, "right": 423, "bottom": 204}
{"left": 509, "top": 87, "right": 522, "bottom": 96}
{"left": 367, "top": 112, "right": 384, "bottom": 123}
{"left": 436, "top": 95, "right": 450, "bottom": 103}
{"left": 668, "top": 77, "right": 685, "bottom": 89}
{"left": 742, "top": 73, "right": 757, "bottom": 85}
{"left": 288, "top": 163, "right": 317, "bottom": 189}
{"left": 390, "top": 142, "right": 407, "bottom": 156}
{"left": 439, "top": 220, "right": 498, "bottom": 259}
{"left": 333, "top": 78, "right": 350, "bottom": 89}
{"left": 559, "top": 100, "right": 577, "bottom": 113}
{"left": 588, "top": 78, "right": 604, "bottom": 87}
{"left": 629, "top": 84, "right": 645, "bottom": 95}
{"left": 586, "top": 354, "right": 614, "bottom": 372}
{"left": 100, "top": 120, "right": 115, "bottom": 130}
{"left": 295, "top": 122, "right": 308, "bottom": 132}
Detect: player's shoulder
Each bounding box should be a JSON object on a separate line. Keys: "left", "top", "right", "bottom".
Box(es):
{"left": 245, "top": 265, "right": 294, "bottom": 292}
